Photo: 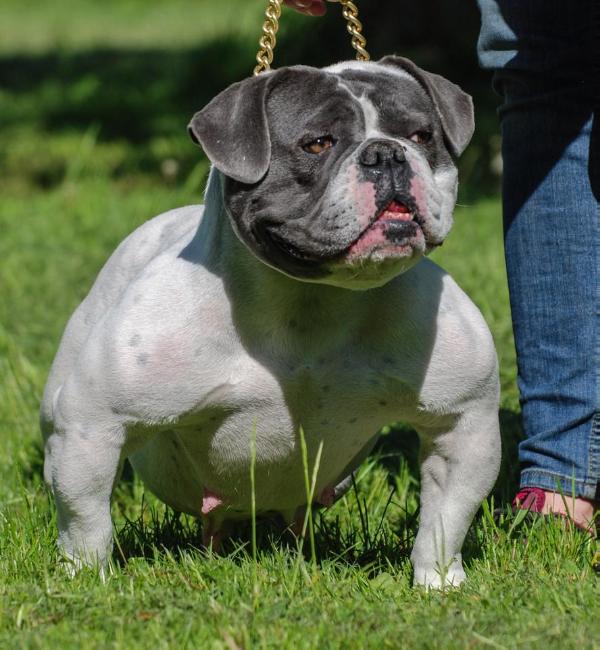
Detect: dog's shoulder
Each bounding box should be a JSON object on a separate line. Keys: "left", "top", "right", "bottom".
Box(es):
{"left": 94, "top": 204, "right": 205, "bottom": 292}
{"left": 43, "top": 204, "right": 237, "bottom": 423}
{"left": 382, "top": 259, "right": 499, "bottom": 417}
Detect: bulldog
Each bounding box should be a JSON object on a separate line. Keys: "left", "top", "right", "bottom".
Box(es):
{"left": 41, "top": 56, "right": 501, "bottom": 588}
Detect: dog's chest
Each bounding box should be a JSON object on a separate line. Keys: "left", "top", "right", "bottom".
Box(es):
{"left": 132, "top": 342, "right": 414, "bottom": 515}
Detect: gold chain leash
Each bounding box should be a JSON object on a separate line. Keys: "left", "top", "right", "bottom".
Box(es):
{"left": 253, "top": 0, "right": 370, "bottom": 76}
{"left": 341, "top": 0, "right": 369, "bottom": 62}
{"left": 253, "top": 0, "right": 283, "bottom": 76}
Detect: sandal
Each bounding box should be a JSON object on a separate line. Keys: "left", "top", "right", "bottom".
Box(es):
{"left": 513, "top": 487, "right": 598, "bottom": 536}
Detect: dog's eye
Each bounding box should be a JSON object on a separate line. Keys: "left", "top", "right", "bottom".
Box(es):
{"left": 409, "top": 131, "right": 432, "bottom": 145}
{"left": 302, "top": 135, "right": 336, "bottom": 154}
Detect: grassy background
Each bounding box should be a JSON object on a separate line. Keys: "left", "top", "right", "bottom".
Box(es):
{"left": 0, "top": 1, "right": 598, "bottom": 648}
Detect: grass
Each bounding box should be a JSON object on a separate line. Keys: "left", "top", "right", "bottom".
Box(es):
{"left": 0, "top": 1, "right": 598, "bottom": 648}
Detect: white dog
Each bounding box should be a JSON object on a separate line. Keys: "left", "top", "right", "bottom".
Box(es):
{"left": 41, "top": 57, "right": 501, "bottom": 588}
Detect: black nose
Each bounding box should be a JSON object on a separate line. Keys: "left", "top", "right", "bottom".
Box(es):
{"left": 359, "top": 139, "right": 406, "bottom": 167}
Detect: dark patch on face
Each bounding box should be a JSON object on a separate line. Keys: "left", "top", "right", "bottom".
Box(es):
{"left": 222, "top": 65, "right": 451, "bottom": 278}
{"left": 129, "top": 334, "right": 141, "bottom": 347}
{"left": 250, "top": 221, "right": 331, "bottom": 278}
{"left": 385, "top": 220, "right": 420, "bottom": 244}
{"left": 379, "top": 400, "right": 388, "bottom": 407}
{"left": 348, "top": 417, "right": 358, "bottom": 424}
{"left": 224, "top": 68, "right": 367, "bottom": 279}
{"left": 137, "top": 353, "right": 149, "bottom": 366}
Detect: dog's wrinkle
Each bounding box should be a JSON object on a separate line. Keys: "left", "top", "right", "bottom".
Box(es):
{"left": 263, "top": 226, "right": 344, "bottom": 263}
{"left": 285, "top": 222, "right": 353, "bottom": 249}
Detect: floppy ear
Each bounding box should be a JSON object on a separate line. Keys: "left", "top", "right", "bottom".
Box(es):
{"left": 378, "top": 56, "right": 475, "bottom": 157}
{"left": 188, "top": 73, "right": 273, "bottom": 184}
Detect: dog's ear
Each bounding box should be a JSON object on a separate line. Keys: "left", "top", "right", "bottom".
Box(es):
{"left": 188, "top": 74, "right": 273, "bottom": 184}
{"left": 378, "top": 56, "right": 475, "bottom": 157}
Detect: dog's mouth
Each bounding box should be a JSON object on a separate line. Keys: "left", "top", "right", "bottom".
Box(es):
{"left": 371, "top": 198, "right": 422, "bottom": 240}
{"left": 344, "top": 197, "right": 424, "bottom": 258}
{"left": 255, "top": 197, "right": 424, "bottom": 271}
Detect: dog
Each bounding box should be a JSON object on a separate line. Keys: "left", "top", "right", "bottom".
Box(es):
{"left": 41, "top": 56, "right": 501, "bottom": 588}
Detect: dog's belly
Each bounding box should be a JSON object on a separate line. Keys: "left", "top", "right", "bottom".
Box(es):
{"left": 128, "top": 355, "right": 413, "bottom": 517}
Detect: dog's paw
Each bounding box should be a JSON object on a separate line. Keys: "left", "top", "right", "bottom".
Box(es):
{"left": 57, "top": 552, "right": 110, "bottom": 581}
{"left": 57, "top": 538, "right": 111, "bottom": 579}
{"left": 412, "top": 561, "right": 466, "bottom": 589}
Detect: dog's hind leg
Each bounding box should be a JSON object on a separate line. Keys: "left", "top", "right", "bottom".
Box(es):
{"left": 411, "top": 401, "right": 501, "bottom": 588}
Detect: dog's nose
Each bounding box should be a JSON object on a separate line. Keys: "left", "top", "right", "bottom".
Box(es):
{"left": 359, "top": 140, "right": 406, "bottom": 167}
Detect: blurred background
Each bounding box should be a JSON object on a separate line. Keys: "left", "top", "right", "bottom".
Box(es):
{"left": 3, "top": 12, "right": 599, "bottom": 642}
{"left": 0, "top": 0, "right": 502, "bottom": 199}
{"left": 0, "top": 0, "right": 520, "bottom": 498}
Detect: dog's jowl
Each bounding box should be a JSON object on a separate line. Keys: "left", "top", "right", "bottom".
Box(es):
{"left": 41, "top": 57, "right": 500, "bottom": 588}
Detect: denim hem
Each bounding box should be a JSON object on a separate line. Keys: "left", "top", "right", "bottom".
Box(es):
{"left": 520, "top": 469, "right": 598, "bottom": 500}
{"left": 588, "top": 414, "right": 600, "bottom": 500}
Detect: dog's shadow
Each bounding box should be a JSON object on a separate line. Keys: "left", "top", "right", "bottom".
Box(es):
{"left": 112, "top": 501, "right": 415, "bottom": 576}
{"left": 112, "top": 460, "right": 416, "bottom": 574}
{"left": 20, "top": 407, "right": 522, "bottom": 573}
{"left": 110, "top": 408, "right": 522, "bottom": 573}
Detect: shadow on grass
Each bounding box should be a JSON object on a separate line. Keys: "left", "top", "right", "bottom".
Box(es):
{"left": 112, "top": 490, "right": 417, "bottom": 576}
{"left": 20, "top": 407, "right": 522, "bottom": 571}
{"left": 0, "top": 40, "right": 253, "bottom": 141}
{"left": 109, "top": 408, "right": 522, "bottom": 572}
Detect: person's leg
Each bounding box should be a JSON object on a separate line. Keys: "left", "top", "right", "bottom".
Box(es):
{"left": 477, "top": 0, "right": 600, "bottom": 528}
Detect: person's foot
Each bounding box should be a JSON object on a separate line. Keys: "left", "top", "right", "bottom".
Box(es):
{"left": 513, "top": 487, "right": 598, "bottom": 534}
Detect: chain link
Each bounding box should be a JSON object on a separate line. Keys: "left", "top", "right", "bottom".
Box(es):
{"left": 253, "top": 0, "right": 283, "bottom": 76}
{"left": 253, "top": 0, "right": 370, "bottom": 76}
{"left": 340, "top": 0, "right": 369, "bottom": 62}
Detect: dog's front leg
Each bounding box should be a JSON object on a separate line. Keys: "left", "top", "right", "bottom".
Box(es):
{"left": 411, "top": 401, "right": 501, "bottom": 588}
{"left": 44, "top": 417, "right": 126, "bottom": 574}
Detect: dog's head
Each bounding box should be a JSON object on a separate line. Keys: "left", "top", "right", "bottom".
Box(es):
{"left": 189, "top": 57, "right": 474, "bottom": 289}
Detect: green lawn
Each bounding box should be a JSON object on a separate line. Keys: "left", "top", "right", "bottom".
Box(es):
{"left": 0, "top": 1, "right": 598, "bottom": 648}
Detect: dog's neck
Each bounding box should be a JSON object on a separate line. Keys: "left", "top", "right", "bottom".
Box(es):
{"left": 198, "top": 169, "right": 370, "bottom": 350}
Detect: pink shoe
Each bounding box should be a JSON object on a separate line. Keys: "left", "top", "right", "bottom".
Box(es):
{"left": 512, "top": 487, "right": 547, "bottom": 513}
{"left": 513, "top": 487, "right": 598, "bottom": 535}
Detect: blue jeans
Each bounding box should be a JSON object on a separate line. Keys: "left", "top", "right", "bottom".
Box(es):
{"left": 477, "top": 0, "right": 600, "bottom": 500}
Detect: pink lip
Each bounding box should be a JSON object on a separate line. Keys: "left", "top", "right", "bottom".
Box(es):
{"left": 346, "top": 200, "right": 421, "bottom": 259}
{"left": 376, "top": 200, "right": 414, "bottom": 223}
